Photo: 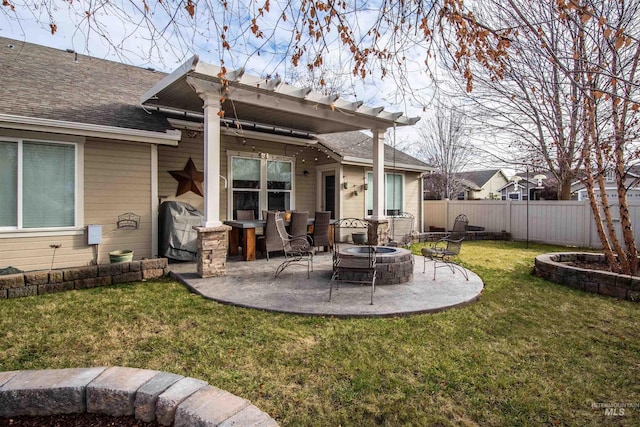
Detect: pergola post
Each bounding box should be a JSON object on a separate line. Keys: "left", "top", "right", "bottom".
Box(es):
{"left": 368, "top": 128, "right": 389, "bottom": 245}
{"left": 202, "top": 96, "right": 222, "bottom": 227}
{"left": 193, "top": 93, "right": 231, "bottom": 278}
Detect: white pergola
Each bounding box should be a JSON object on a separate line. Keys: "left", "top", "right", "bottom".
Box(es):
{"left": 141, "top": 55, "right": 419, "bottom": 227}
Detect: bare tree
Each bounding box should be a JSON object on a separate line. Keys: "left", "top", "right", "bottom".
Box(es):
{"left": 483, "top": 0, "right": 640, "bottom": 274}
{"left": 416, "top": 106, "right": 475, "bottom": 199}
{"left": 439, "top": 0, "right": 587, "bottom": 200}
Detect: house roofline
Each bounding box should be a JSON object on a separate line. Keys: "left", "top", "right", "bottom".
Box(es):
{"left": 0, "top": 113, "right": 181, "bottom": 146}
{"left": 342, "top": 155, "right": 432, "bottom": 172}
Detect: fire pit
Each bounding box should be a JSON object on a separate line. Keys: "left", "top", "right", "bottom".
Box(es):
{"left": 338, "top": 246, "right": 414, "bottom": 285}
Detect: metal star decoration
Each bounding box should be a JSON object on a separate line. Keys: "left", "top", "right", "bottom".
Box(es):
{"left": 169, "top": 158, "right": 204, "bottom": 197}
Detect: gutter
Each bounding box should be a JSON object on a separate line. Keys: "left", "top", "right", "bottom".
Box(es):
{"left": 0, "top": 114, "right": 181, "bottom": 146}
{"left": 342, "top": 155, "right": 432, "bottom": 172}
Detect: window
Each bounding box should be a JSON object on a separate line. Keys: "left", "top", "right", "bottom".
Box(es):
{"left": 230, "top": 154, "right": 293, "bottom": 217}
{"left": 0, "top": 139, "right": 76, "bottom": 230}
{"left": 605, "top": 170, "right": 615, "bottom": 182}
{"left": 366, "top": 172, "right": 404, "bottom": 216}
{"left": 231, "top": 157, "right": 261, "bottom": 218}
{"left": 267, "top": 160, "right": 292, "bottom": 211}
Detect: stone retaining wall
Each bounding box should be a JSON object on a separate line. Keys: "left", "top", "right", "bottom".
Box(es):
{"left": 534, "top": 252, "right": 640, "bottom": 301}
{"left": 0, "top": 259, "right": 170, "bottom": 299}
{"left": 0, "top": 366, "right": 277, "bottom": 426}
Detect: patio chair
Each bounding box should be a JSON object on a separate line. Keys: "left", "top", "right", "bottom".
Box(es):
{"left": 290, "top": 211, "right": 310, "bottom": 250}
{"left": 312, "top": 211, "right": 331, "bottom": 252}
{"left": 389, "top": 211, "right": 414, "bottom": 248}
{"left": 274, "top": 212, "right": 314, "bottom": 278}
{"left": 422, "top": 214, "right": 469, "bottom": 280}
{"left": 330, "top": 218, "right": 376, "bottom": 304}
{"left": 257, "top": 211, "right": 280, "bottom": 260}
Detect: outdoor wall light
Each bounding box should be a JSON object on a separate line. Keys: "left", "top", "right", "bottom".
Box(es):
{"left": 363, "top": 177, "right": 368, "bottom": 191}
{"left": 303, "top": 170, "right": 310, "bottom": 177}
{"left": 353, "top": 185, "right": 359, "bottom": 196}
{"left": 343, "top": 176, "right": 349, "bottom": 189}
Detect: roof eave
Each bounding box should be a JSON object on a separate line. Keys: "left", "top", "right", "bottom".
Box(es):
{"left": 0, "top": 114, "right": 181, "bottom": 146}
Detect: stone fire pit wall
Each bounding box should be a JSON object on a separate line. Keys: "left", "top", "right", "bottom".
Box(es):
{"left": 534, "top": 252, "right": 640, "bottom": 302}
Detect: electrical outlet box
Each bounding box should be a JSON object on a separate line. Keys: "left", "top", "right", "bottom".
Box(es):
{"left": 87, "top": 225, "right": 102, "bottom": 245}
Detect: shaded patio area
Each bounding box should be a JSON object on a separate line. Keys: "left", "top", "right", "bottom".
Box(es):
{"left": 170, "top": 252, "right": 483, "bottom": 317}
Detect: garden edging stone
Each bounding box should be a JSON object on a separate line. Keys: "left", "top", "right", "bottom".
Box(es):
{"left": 0, "top": 366, "right": 278, "bottom": 426}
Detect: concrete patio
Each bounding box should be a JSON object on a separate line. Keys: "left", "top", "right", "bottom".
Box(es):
{"left": 170, "top": 251, "right": 484, "bottom": 317}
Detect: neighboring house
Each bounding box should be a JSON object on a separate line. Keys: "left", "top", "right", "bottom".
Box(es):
{"left": 0, "top": 37, "right": 430, "bottom": 271}
{"left": 498, "top": 177, "right": 538, "bottom": 201}
{"left": 454, "top": 169, "right": 509, "bottom": 200}
{"left": 570, "top": 167, "right": 640, "bottom": 201}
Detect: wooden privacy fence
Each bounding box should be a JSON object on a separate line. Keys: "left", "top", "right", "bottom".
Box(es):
{"left": 423, "top": 200, "right": 640, "bottom": 249}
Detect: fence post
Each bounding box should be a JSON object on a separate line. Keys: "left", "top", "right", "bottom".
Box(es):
{"left": 445, "top": 199, "right": 450, "bottom": 231}
{"left": 584, "top": 200, "right": 593, "bottom": 248}
{"left": 505, "top": 200, "right": 512, "bottom": 233}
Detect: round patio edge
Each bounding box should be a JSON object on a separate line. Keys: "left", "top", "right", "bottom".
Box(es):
{"left": 170, "top": 253, "right": 484, "bottom": 318}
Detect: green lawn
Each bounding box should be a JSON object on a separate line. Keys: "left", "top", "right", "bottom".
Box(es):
{"left": 1, "top": 241, "right": 638, "bottom": 426}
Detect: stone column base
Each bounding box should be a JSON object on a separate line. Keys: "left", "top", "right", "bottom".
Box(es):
{"left": 193, "top": 225, "right": 232, "bottom": 278}
{"left": 367, "top": 219, "right": 390, "bottom": 246}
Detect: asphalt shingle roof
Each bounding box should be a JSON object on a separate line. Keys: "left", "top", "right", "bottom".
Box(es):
{"left": 456, "top": 169, "right": 504, "bottom": 189}
{"left": 0, "top": 36, "right": 171, "bottom": 133}
{"left": 316, "top": 131, "right": 431, "bottom": 170}
{"left": 0, "top": 38, "right": 429, "bottom": 169}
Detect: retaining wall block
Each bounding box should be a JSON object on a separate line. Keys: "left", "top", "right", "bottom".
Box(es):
{"left": 63, "top": 265, "right": 98, "bottom": 282}
{"left": 38, "top": 281, "right": 75, "bottom": 295}
{"left": 174, "top": 386, "right": 250, "bottom": 427}
{"left": 134, "top": 372, "right": 184, "bottom": 422}
{"left": 49, "top": 270, "right": 63, "bottom": 283}
{"left": 0, "top": 274, "right": 25, "bottom": 290}
{"left": 98, "top": 263, "right": 127, "bottom": 277}
{"left": 142, "top": 269, "right": 165, "bottom": 280}
{"left": 87, "top": 367, "right": 159, "bottom": 417}
{"left": 0, "top": 367, "right": 107, "bottom": 417}
{"left": 141, "top": 258, "right": 168, "bottom": 271}
{"left": 584, "top": 282, "right": 600, "bottom": 294}
{"left": 8, "top": 285, "right": 37, "bottom": 299}
{"left": 0, "top": 371, "right": 19, "bottom": 388}
{"left": 129, "top": 261, "right": 141, "bottom": 272}
{"left": 630, "top": 278, "right": 640, "bottom": 291}
{"left": 218, "top": 404, "right": 279, "bottom": 427}
{"left": 615, "top": 275, "right": 633, "bottom": 290}
{"left": 112, "top": 271, "right": 143, "bottom": 285}
{"left": 598, "top": 284, "right": 628, "bottom": 299}
{"left": 75, "top": 276, "right": 112, "bottom": 290}
{"left": 155, "top": 377, "right": 208, "bottom": 426}
{"left": 627, "top": 290, "right": 640, "bottom": 302}
{"left": 24, "top": 270, "right": 50, "bottom": 286}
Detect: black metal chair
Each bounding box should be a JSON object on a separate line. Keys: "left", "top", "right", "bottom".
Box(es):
{"left": 422, "top": 214, "right": 469, "bottom": 280}
{"left": 330, "top": 218, "right": 376, "bottom": 304}
{"left": 388, "top": 211, "right": 415, "bottom": 248}
{"left": 274, "top": 212, "right": 314, "bottom": 278}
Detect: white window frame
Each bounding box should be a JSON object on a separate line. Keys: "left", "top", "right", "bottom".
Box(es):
{"left": 0, "top": 136, "right": 83, "bottom": 237}
{"left": 365, "top": 171, "right": 405, "bottom": 216}
{"left": 605, "top": 170, "right": 615, "bottom": 183}
{"left": 227, "top": 151, "right": 295, "bottom": 217}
